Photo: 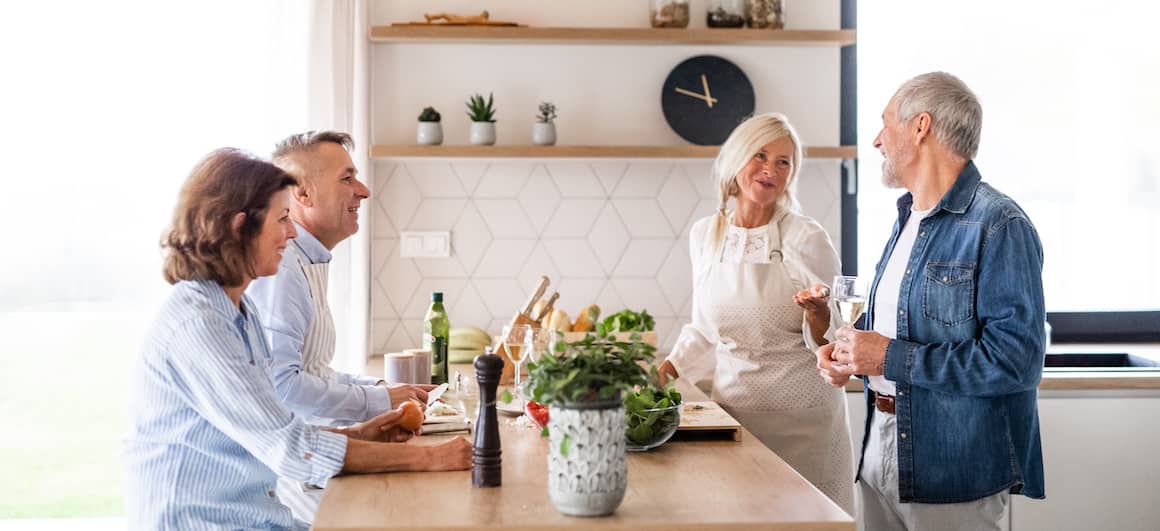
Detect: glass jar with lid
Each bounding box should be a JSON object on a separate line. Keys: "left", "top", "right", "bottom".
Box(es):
{"left": 650, "top": 0, "right": 690, "bottom": 28}
{"left": 746, "top": 0, "right": 785, "bottom": 29}
{"left": 707, "top": 0, "right": 746, "bottom": 28}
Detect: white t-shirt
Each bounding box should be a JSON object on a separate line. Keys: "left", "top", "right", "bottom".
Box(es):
{"left": 868, "top": 206, "right": 935, "bottom": 396}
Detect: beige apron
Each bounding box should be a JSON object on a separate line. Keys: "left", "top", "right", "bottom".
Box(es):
{"left": 700, "top": 219, "right": 854, "bottom": 514}
{"left": 276, "top": 249, "right": 336, "bottom": 523}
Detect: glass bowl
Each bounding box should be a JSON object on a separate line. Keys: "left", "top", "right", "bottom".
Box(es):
{"left": 625, "top": 402, "right": 682, "bottom": 451}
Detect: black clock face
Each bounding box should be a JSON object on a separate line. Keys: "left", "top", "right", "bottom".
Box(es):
{"left": 661, "top": 55, "right": 755, "bottom": 145}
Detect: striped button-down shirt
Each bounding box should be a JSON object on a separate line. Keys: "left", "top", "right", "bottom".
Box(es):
{"left": 247, "top": 224, "right": 390, "bottom": 424}
{"left": 123, "top": 280, "right": 348, "bottom": 530}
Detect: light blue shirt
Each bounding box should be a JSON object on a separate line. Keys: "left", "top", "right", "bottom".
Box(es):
{"left": 123, "top": 280, "right": 347, "bottom": 530}
{"left": 247, "top": 224, "right": 391, "bottom": 424}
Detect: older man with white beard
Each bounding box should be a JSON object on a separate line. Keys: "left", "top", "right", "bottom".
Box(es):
{"left": 817, "top": 72, "right": 1047, "bottom": 530}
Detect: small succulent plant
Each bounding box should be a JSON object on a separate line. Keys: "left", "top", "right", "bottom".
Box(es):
{"left": 466, "top": 93, "right": 497, "bottom": 123}
{"left": 536, "top": 101, "right": 557, "bottom": 123}
{"left": 418, "top": 106, "right": 441, "bottom": 122}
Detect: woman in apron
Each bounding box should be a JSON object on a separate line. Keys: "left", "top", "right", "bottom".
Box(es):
{"left": 660, "top": 113, "right": 854, "bottom": 514}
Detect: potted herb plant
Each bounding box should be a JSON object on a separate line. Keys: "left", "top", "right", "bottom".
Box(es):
{"left": 466, "top": 92, "right": 497, "bottom": 145}
{"left": 523, "top": 330, "right": 653, "bottom": 516}
{"left": 416, "top": 106, "right": 442, "bottom": 145}
{"left": 532, "top": 101, "right": 557, "bottom": 146}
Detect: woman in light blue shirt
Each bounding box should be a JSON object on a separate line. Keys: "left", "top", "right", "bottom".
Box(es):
{"left": 123, "top": 149, "right": 471, "bottom": 530}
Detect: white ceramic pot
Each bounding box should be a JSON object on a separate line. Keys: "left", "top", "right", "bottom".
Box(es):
{"left": 532, "top": 122, "right": 557, "bottom": 146}
{"left": 470, "top": 121, "right": 496, "bottom": 145}
{"left": 416, "top": 122, "right": 443, "bottom": 145}
{"left": 546, "top": 401, "right": 627, "bottom": 517}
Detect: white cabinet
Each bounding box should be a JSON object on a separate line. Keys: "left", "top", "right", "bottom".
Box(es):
{"left": 1012, "top": 391, "right": 1160, "bottom": 531}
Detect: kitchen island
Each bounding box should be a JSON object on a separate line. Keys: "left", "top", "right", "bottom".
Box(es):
{"left": 313, "top": 365, "right": 853, "bottom": 530}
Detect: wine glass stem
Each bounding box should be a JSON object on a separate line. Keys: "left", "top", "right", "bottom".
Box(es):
{"left": 513, "top": 362, "right": 522, "bottom": 401}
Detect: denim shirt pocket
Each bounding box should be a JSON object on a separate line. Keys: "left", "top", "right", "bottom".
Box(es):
{"left": 922, "top": 262, "right": 976, "bottom": 326}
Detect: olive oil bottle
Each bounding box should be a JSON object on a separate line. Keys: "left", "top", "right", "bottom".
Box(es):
{"left": 423, "top": 292, "right": 450, "bottom": 385}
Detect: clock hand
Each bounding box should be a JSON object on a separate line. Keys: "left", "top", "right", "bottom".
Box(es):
{"left": 674, "top": 87, "right": 719, "bottom": 105}
{"left": 701, "top": 74, "right": 714, "bottom": 108}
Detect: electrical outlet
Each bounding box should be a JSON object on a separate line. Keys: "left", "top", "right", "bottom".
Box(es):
{"left": 400, "top": 231, "right": 451, "bottom": 258}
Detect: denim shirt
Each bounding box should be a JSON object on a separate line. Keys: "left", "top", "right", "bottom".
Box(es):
{"left": 859, "top": 161, "right": 1046, "bottom": 503}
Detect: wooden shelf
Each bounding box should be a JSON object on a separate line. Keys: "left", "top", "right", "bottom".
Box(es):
{"left": 370, "top": 26, "right": 855, "bottom": 46}
{"left": 370, "top": 144, "right": 857, "bottom": 159}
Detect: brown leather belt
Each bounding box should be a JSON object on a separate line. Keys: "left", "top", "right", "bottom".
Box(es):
{"left": 874, "top": 391, "right": 896, "bottom": 415}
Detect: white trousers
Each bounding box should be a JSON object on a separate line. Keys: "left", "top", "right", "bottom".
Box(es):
{"left": 857, "top": 409, "right": 1009, "bottom": 531}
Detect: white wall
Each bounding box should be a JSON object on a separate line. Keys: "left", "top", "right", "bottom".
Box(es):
{"left": 367, "top": 0, "right": 846, "bottom": 353}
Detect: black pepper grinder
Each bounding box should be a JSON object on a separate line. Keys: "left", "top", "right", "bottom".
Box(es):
{"left": 472, "top": 347, "right": 503, "bottom": 487}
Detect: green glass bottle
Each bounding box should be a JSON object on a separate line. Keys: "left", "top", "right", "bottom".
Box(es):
{"left": 423, "top": 292, "right": 450, "bottom": 385}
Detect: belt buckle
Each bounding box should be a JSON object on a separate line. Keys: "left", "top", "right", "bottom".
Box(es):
{"left": 875, "top": 392, "right": 896, "bottom": 414}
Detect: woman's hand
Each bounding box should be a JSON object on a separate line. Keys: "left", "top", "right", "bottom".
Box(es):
{"left": 794, "top": 283, "right": 832, "bottom": 346}
{"left": 335, "top": 409, "right": 416, "bottom": 443}
{"left": 657, "top": 359, "right": 679, "bottom": 387}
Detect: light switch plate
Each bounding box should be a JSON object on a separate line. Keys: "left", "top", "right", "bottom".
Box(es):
{"left": 400, "top": 231, "right": 451, "bottom": 258}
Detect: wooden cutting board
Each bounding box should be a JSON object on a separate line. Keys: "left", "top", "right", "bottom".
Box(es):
{"left": 678, "top": 400, "right": 742, "bottom": 441}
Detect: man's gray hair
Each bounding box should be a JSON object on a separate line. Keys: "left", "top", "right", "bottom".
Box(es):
{"left": 272, "top": 130, "right": 354, "bottom": 159}
{"left": 893, "top": 72, "right": 982, "bottom": 160}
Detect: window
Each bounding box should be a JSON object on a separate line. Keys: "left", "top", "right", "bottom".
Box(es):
{"left": 856, "top": 0, "right": 1160, "bottom": 341}
{"left": 0, "top": 2, "right": 310, "bottom": 520}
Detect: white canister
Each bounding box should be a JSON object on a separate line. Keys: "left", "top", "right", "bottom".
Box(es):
{"left": 404, "top": 348, "right": 432, "bottom": 385}
{"left": 384, "top": 352, "right": 415, "bottom": 384}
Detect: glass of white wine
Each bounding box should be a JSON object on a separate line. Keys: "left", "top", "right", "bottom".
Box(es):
{"left": 832, "top": 275, "right": 868, "bottom": 368}
{"left": 832, "top": 275, "right": 869, "bottom": 327}
{"left": 501, "top": 324, "right": 534, "bottom": 406}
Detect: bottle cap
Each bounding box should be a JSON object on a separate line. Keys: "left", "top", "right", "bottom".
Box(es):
{"left": 432, "top": 292, "right": 443, "bottom": 302}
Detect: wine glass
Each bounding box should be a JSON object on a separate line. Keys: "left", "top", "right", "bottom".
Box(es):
{"left": 530, "top": 327, "right": 558, "bottom": 365}
{"left": 831, "top": 275, "right": 869, "bottom": 368}
{"left": 832, "top": 275, "right": 869, "bottom": 327}
{"left": 501, "top": 324, "right": 534, "bottom": 406}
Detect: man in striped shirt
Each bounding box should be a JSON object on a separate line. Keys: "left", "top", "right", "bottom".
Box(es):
{"left": 246, "top": 131, "right": 437, "bottom": 520}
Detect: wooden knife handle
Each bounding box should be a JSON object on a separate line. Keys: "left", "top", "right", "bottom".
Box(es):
{"left": 520, "top": 275, "right": 550, "bottom": 316}
{"left": 534, "top": 292, "right": 559, "bottom": 323}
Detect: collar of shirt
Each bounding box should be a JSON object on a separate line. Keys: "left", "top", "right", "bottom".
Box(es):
{"left": 290, "top": 223, "right": 332, "bottom": 265}
{"left": 894, "top": 160, "right": 982, "bottom": 221}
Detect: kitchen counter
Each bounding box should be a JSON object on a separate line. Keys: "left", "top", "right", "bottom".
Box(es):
{"left": 316, "top": 362, "right": 853, "bottom": 530}
{"left": 844, "top": 343, "right": 1160, "bottom": 392}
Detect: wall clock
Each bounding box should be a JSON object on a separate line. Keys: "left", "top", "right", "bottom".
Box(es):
{"left": 661, "top": 55, "right": 756, "bottom": 145}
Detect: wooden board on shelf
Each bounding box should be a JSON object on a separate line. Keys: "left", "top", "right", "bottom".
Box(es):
{"left": 370, "top": 26, "right": 856, "bottom": 46}
{"left": 678, "top": 400, "right": 742, "bottom": 441}
{"left": 391, "top": 22, "right": 524, "bottom": 27}
{"left": 370, "top": 144, "right": 857, "bottom": 159}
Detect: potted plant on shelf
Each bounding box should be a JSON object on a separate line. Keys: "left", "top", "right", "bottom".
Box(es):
{"left": 532, "top": 101, "right": 557, "bottom": 146}
{"left": 523, "top": 330, "right": 653, "bottom": 517}
{"left": 466, "top": 92, "right": 497, "bottom": 145}
{"left": 416, "top": 106, "right": 442, "bottom": 145}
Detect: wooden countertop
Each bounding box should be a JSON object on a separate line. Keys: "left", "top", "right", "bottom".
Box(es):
{"left": 316, "top": 364, "right": 853, "bottom": 530}
{"left": 843, "top": 343, "right": 1160, "bottom": 392}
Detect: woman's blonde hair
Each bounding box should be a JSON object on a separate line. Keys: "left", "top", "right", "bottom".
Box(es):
{"left": 707, "top": 112, "right": 804, "bottom": 256}
{"left": 161, "top": 148, "right": 298, "bottom": 287}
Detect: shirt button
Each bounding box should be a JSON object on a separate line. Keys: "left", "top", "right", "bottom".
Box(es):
{"left": 906, "top": 268, "right": 911, "bottom": 275}
{"left": 268, "top": 490, "right": 276, "bottom": 497}
{"left": 897, "top": 391, "right": 904, "bottom": 396}
{"left": 920, "top": 231, "right": 926, "bottom": 237}
{"left": 899, "top": 309, "right": 905, "bottom": 315}
{"left": 900, "top": 432, "right": 907, "bottom": 439}
{"left": 943, "top": 276, "right": 949, "bottom": 282}
{"left": 304, "top": 452, "right": 313, "bottom": 460}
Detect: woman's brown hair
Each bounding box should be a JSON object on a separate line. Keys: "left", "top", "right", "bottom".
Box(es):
{"left": 161, "top": 148, "right": 297, "bottom": 286}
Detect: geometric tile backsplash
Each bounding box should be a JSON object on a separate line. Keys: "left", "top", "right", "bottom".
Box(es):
{"left": 370, "top": 158, "right": 843, "bottom": 354}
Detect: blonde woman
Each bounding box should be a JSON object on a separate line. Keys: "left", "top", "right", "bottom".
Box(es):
{"left": 659, "top": 113, "right": 853, "bottom": 513}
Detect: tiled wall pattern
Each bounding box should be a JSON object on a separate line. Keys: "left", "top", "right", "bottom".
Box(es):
{"left": 370, "top": 159, "right": 843, "bottom": 353}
